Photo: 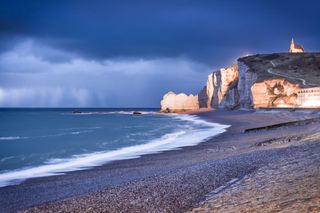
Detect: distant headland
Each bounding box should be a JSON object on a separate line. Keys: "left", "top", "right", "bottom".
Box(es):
{"left": 161, "top": 39, "right": 320, "bottom": 113}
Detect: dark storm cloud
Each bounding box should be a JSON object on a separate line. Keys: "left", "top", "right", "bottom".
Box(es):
{"left": 0, "top": 0, "right": 319, "bottom": 107}
{"left": 1, "top": 0, "right": 319, "bottom": 65}
{"left": 0, "top": 40, "right": 210, "bottom": 107}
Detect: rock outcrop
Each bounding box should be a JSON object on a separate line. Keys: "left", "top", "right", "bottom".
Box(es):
{"left": 198, "top": 73, "right": 215, "bottom": 109}
{"left": 217, "top": 65, "right": 239, "bottom": 108}
{"left": 160, "top": 91, "right": 199, "bottom": 112}
{"left": 237, "top": 62, "right": 258, "bottom": 108}
{"left": 198, "top": 65, "right": 239, "bottom": 109}
{"left": 251, "top": 79, "right": 299, "bottom": 108}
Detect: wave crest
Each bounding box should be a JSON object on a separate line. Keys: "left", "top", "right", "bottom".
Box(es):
{"left": 0, "top": 136, "right": 28, "bottom": 141}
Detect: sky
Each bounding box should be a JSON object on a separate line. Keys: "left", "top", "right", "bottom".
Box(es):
{"left": 0, "top": 0, "right": 319, "bottom": 107}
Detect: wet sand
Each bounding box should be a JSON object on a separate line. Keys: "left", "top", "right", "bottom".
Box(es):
{"left": 0, "top": 109, "right": 319, "bottom": 212}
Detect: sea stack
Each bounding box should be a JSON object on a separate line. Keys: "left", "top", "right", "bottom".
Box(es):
{"left": 160, "top": 91, "right": 199, "bottom": 113}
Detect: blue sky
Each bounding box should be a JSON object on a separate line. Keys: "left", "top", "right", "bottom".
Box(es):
{"left": 0, "top": 0, "right": 319, "bottom": 107}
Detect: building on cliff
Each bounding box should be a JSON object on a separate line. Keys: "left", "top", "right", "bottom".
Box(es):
{"left": 289, "top": 38, "right": 304, "bottom": 53}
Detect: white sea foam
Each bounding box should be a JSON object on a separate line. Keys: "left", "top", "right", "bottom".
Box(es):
{"left": 70, "top": 111, "right": 160, "bottom": 115}
{"left": 0, "top": 156, "right": 15, "bottom": 162}
{"left": 0, "top": 114, "right": 230, "bottom": 187}
{"left": 0, "top": 130, "right": 92, "bottom": 142}
{"left": 0, "top": 136, "right": 28, "bottom": 141}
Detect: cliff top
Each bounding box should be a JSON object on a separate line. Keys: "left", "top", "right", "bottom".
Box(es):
{"left": 238, "top": 52, "right": 320, "bottom": 87}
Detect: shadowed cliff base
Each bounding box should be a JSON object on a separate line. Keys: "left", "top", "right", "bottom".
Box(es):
{"left": 2, "top": 110, "right": 318, "bottom": 213}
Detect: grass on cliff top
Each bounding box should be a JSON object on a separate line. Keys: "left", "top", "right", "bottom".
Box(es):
{"left": 238, "top": 52, "right": 320, "bottom": 87}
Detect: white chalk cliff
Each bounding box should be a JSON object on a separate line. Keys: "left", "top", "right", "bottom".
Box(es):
{"left": 160, "top": 91, "right": 199, "bottom": 112}
{"left": 198, "top": 65, "right": 239, "bottom": 109}
{"left": 251, "top": 79, "right": 299, "bottom": 108}
{"left": 160, "top": 53, "right": 320, "bottom": 112}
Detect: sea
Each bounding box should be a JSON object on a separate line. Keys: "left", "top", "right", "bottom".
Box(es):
{"left": 0, "top": 108, "right": 229, "bottom": 187}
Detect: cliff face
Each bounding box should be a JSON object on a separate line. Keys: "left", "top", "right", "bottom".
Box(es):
{"left": 160, "top": 53, "right": 320, "bottom": 112}
{"left": 218, "top": 65, "right": 239, "bottom": 108}
{"left": 160, "top": 91, "right": 199, "bottom": 112}
{"left": 251, "top": 79, "right": 300, "bottom": 108}
{"left": 237, "top": 62, "right": 257, "bottom": 108}
{"left": 236, "top": 61, "right": 299, "bottom": 108}
{"left": 198, "top": 72, "right": 214, "bottom": 108}
{"left": 198, "top": 65, "right": 239, "bottom": 109}
{"left": 237, "top": 53, "right": 320, "bottom": 108}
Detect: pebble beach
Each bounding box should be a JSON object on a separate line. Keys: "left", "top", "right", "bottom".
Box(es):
{"left": 1, "top": 109, "right": 319, "bottom": 213}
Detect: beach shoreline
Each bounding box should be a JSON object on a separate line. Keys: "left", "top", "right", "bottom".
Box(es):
{"left": 0, "top": 110, "right": 228, "bottom": 188}
{"left": 1, "top": 109, "right": 319, "bottom": 212}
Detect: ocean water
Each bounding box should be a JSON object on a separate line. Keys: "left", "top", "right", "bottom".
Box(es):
{"left": 0, "top": 108, "right": 229, "bottom": 187}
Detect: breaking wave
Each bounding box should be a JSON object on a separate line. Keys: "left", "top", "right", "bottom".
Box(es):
{"left": 0, "top": 136, "right": 28, "bottom": 141}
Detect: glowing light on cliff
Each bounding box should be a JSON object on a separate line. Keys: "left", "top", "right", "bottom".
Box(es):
{"left": 301, "top": 100, "right": 320, "bottom": 107}
{"left": 242, "top": 52, "right": 251, "bottom": 57}
{"left": 276, "top": 104, "right": 292, "bottom": 108}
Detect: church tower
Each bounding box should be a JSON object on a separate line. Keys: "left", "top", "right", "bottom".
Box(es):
{"left": 290, "top": 38, "right": 295, "bottom": 51}
{"left": 289, "top": 38, "right": 304, "bottom": 53}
